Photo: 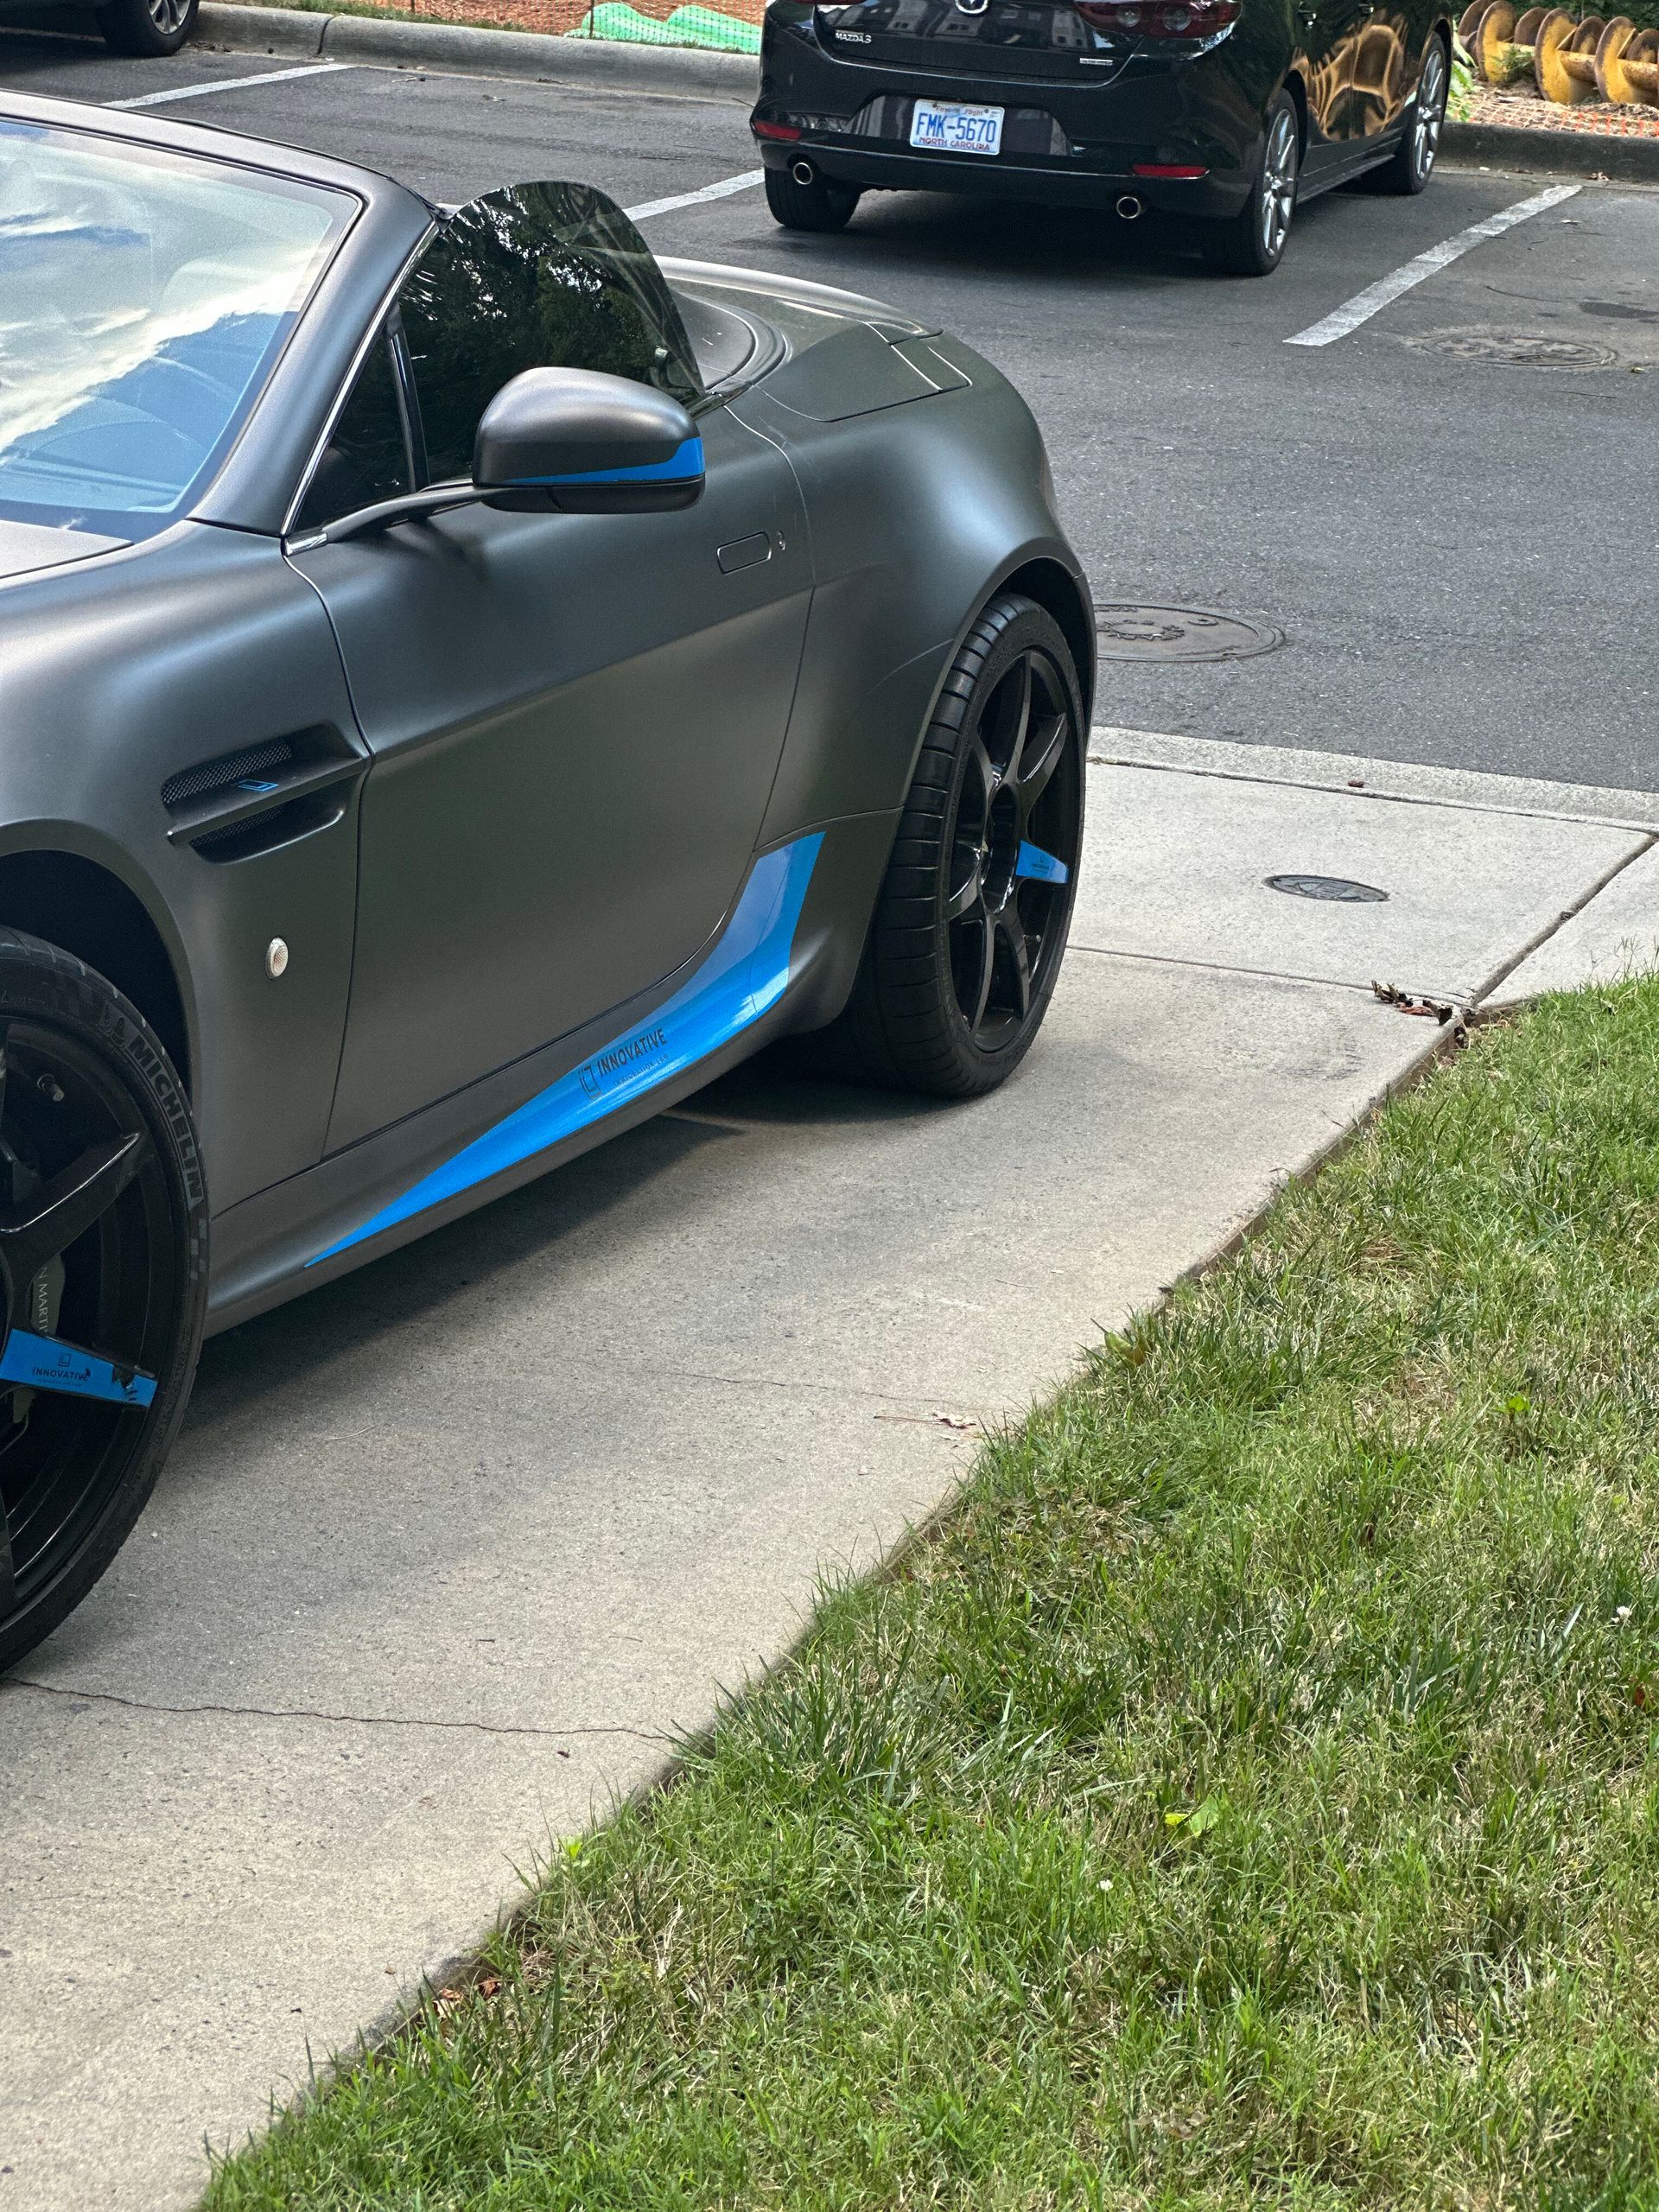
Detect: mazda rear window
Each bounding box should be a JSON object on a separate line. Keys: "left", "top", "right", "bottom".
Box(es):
{"left": 0, "top": 120, "right": 353, "bottom": 541}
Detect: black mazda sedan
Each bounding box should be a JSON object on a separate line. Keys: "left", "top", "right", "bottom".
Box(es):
{"left": 752, "top": 0, "right": 1454, "bottom": 272}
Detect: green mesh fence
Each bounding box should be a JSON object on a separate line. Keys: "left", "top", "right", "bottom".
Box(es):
{"left": 566, "top": 0, "right": 761, "bottom": 47}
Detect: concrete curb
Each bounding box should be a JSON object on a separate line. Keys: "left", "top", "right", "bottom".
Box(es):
{"left": 1442, "top": 117, "right": 1659, "bottom": 183}
{"left": 195, "top": 1, "right": 758, "bottom": 92}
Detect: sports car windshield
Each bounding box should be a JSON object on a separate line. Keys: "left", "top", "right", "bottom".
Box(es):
{"left": 0, "top": 121, "right": 353, "bottom": 542}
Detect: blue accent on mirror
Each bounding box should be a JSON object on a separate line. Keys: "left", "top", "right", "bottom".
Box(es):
{"left": 1014, "top": 842, "right": 1070, "bottom": 886}
{"left": 311, "top": 832, "right": 823, "bottom": 1265}
{"left": 0, "top": 1328, "right": 156, "bottom": 1410}
{"left": 524, "top": 434, "right": 704, "bottom": 489}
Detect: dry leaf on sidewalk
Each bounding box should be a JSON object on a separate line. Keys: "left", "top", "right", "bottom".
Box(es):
{"left": 1372, "top": 981, "right": 1468, "bottom": 1043}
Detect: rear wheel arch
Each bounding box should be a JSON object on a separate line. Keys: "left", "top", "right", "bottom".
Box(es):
{"left": 0, "top": 854, "right": 192, "bottom": 1098}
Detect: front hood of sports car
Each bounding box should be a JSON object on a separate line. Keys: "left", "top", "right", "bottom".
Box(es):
{"left": 0, "top": 517, "right": 130, "bottom": 584}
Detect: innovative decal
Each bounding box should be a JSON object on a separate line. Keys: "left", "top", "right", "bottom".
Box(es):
{"left": 580, "top": 1026, "right": 668, "bottom": 1097}
{"left": 0, "top": 1328, "right": 157, "bottom": 1410}
{"left": 1015, "top": 841, "right": 1070, "bottom": 886}
{"left": 312, "top": 833, "right": 824, "bottom": 1264}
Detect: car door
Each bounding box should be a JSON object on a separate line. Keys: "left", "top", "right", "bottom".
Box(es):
{"left": 1347, "top": 3, "right": 1413, "bottom": 140}
{"left": 1294, "top": 0, "right": 1374, "bottom": 169}
{"left": 286, "top": 186, "right": 812, "bottom": 1150}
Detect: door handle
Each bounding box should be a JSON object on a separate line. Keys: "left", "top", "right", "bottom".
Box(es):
{"left": 717, "top": 531, "right": 773, "bottom": 575}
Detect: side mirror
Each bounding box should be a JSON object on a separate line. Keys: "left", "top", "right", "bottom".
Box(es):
{"left": 473, "top": 367, "right": 704, "bottom": 514}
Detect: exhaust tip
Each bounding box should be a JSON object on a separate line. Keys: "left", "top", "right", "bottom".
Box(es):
{"left": 1116, "top": 193, "right": 1146, "bottom": 220}
{"left": 791, "top": 158, "right": 817, "bottom": 187}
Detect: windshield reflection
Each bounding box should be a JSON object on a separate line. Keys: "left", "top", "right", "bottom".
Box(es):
{"left": 0, "top": 122, "right": 353, "bottom": 541}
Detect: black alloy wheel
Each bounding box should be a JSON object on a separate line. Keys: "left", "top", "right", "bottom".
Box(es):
{"left": 0, "top": 933, "right": 206, "bottom": 1673}
{"left": 764, "top": 164, "right": 861, "bottom": 234}
{"left": 812, "top": 592, "right": 1084, "bottom": 1097}
{"left": 97, "top": 0, "right": 199, "bottom": 56}
{"left": 1202, "top": 90, "right": 1300, "bottom": 276}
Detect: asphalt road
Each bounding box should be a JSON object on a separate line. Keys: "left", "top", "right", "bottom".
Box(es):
{"left": 7, "top": 26, "right": 1656, "bottom": 786}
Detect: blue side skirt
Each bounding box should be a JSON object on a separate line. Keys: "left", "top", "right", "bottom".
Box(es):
{"left": 312, "top": 832, "right": 825, "bottom": 1267}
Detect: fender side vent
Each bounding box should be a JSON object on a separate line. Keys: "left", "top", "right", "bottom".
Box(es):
{"left": 162, "top": 725, "right": 365, "bottom": 863}
{"left": 162, "top": 740, "right": 296, "bottom": 811}
{"left": 188, "top": 788, "right": 350, "bottom": 865}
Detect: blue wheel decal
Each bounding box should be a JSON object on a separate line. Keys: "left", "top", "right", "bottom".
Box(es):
{"left": 311, "top": 833, "right": 823, "bottom": 1266}
{"left": 1014, "top": 841, "right": 1070, "bottom": 887}
{"left": 0, "top": 1329, "right": 156, "bottom": 1410}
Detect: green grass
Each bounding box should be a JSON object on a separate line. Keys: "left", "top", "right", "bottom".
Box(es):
{"left": 206, "top": 982, "right": 1659, "bottom": 2211}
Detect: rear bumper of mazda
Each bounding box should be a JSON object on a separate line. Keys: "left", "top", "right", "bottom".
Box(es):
{"left": 756, "top": 136, "right": 1249, "bottom": 217}
{"left": 753, "top": 11, "right": 1260, "bottom": 218}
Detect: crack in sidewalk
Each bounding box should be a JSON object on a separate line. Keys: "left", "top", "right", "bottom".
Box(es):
{"left": 4, "top": 1675, "right": 671, "bottom": 1745}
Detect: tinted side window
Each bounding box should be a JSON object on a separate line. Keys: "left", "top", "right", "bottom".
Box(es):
{"left": 296, "top": 331, "right": 411, "bottom": 530}
{"left": 401, "top": 181, "right": 702, "bottom": 486}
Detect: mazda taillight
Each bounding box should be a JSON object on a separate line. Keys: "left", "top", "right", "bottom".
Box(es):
{"left": 1074, "top": 0, "right": 1237, "bottom": 34}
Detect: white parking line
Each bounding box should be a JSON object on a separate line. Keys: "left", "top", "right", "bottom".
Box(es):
{"left": 625, "top": 168, "right": 765, "bottom": 221}
{"left": 105, "top": 61, "right": 355, "bottom": 110}
{"left": 1285, "top": 181, "right": 1581, "bottom": 347}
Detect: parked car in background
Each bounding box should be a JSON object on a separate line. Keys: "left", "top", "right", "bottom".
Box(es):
{"left": 0, "top": 0, "right": 197, "bottom": 54}
{"left": 0, "top": 96, "right": 1091, "bottom": 1667}
{"left": 752, "top": 0, "right": 1454, "bottom": 273}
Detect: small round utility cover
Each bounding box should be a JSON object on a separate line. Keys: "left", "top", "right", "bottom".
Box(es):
{"left": 1092, "top": 603, "right": 1283, "bottom": 663}
{"left": 1266, "top": 873, "right": 1389, "bottom": 904}
{"left": 1409, "top": 330, "right": 1620, "bottom": 371}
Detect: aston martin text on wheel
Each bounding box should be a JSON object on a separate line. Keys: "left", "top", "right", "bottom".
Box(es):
{"left": 752, "top": 0, "right": 1454, "bottom": 273}
{"left": 0, "top": 97, "right": 1093, "bottom": 1665}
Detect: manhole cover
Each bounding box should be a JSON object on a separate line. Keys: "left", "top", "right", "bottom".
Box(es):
{"left": 1266, "top": 874, "right": 1389, "bottom": 904}
{"left": 1092, "top": 603, "right": 1283, "bottom": 663}
{"left": 1409, "top": 330, "right": 1620, "bottom": 370}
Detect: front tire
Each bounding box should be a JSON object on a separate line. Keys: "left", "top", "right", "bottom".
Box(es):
{"left": 0, "top": 933, "right": 206, "bottom": 1673}
{"left": 1366, "top": 37, "right": 1449, "bottom": 194}
{"left": 97, "top": 0, "right": 198, "bottom": 56}
{"left": 764, "top": 164, "right": 861, "bottom": 234}
{"left": 811, "top": 594, "right": 1084, "bottom": 1098}
{"left": 1201, "top": 91, "right": 1300, "bottom": 276}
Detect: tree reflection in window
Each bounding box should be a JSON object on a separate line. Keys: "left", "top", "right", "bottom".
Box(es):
{"left": 401, "top": 181, "right": 703, "bottom": 487}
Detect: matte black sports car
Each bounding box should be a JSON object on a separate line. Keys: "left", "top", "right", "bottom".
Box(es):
{"left": 0, "top": 96, "right": 1092, "bottom": 1665}
{"left": 751, "top": 0, "right": 1453, "bottom": 273}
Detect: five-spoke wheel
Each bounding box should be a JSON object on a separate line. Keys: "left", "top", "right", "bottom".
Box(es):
{"left": 944, "top": 645, "right": 1077, "bottom": 1053}
{"left": 808, "top": 591, "right": 1084, "bottom": 1096}
{"left": 0, "top": 934, "right": 204, "bottom": 1672}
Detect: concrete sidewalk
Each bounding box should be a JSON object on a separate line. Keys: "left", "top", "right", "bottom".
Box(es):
{"left": 4, "top": 733, "right": 1657, "bottom": 2210}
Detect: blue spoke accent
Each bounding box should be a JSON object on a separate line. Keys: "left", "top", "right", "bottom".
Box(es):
{"left": 1015, "top": 841, "right": 1070, "bottom": 886}
{"left": 312, "top": 833, "right": 823, "bottom": 1266}
{"left": 0, "top": 1328, "right": 156, "bottom": 1410}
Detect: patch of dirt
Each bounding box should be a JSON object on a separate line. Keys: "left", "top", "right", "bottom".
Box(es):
{"left": 1464, "top": 86, "right": 1659, "bottom": 137}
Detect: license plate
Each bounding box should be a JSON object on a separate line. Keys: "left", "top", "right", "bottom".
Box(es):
{"left": 909, "top": 99, "right": 1004, "bottom": 157}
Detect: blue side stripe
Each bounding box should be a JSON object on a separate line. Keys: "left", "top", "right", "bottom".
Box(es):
{"left": 1015, "top": 841, "right": 1070, "bottom": 887}
{"left": 311, "top": 833, "right": 824, "bottom": 1266}
{"left": 0, "top": 1329, "right": 156, "bottom": 1410}
{"left": 525, "top": 435, "right": 704, "bottom": 489}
